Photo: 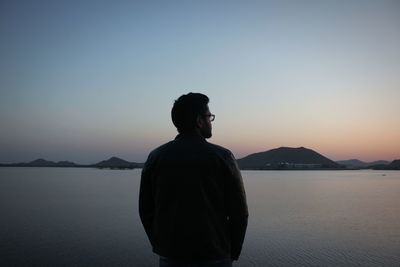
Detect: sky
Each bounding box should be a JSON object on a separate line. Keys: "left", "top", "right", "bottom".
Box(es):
{"left": 1, "top": 0, "right": 399, "bottom": 164}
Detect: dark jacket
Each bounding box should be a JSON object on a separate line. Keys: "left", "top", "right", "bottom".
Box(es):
{"left": 139, "top": 133, "right": 248, "bottom": 261}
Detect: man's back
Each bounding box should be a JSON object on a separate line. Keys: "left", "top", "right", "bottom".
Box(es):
{"left": 139, "top": 133, "right": 248, "bottom": 262}
{"left": 139, "top": 93, "right": 248, "bottom": 265}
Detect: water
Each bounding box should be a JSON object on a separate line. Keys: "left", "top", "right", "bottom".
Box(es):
{"left": 0, "top": 168, "right": 399, "bottom": 266}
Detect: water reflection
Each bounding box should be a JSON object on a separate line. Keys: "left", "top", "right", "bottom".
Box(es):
{"left": 0, "top": 168, "right": 399, "bottom": 266}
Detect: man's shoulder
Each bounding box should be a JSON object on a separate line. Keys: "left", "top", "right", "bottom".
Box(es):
{"left": 205, "top": 141, "right": 234, "bottom": 158}
{"left": 148, "top": 140, "right": 175, "bottom": 157}
{"left": 146, "top": 138, "right": 236, "bottom": 163}
{"left": 142, "top": 140, "right": 175, "bottom": 172}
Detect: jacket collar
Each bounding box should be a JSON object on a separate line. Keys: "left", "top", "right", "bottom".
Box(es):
{"left": 175, "top": 131, "right": 206, "bottom": 141}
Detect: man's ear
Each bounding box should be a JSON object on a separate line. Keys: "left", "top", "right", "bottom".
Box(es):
{"left": 196, "top": 115, "right": 204, "bottom": 128}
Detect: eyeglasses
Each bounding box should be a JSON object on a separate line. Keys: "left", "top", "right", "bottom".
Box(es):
{"left": 203, "top": 114, "right": 215, "bottom": 122}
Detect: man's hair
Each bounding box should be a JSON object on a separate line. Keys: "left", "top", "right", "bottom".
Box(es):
{"left": 171, "top": 93, "right": 209, "bottom": 134}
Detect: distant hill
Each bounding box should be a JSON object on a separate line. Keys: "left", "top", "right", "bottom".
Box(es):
{"left": 27, "top": 159, "right": 58, "bottom": 167}
{"left": 0, "top": 157, "right": 143, "bottom": 169}
{"left": 337, "top": 159, "right": 389, "bottom": 169}
{"left": 56, "top": 161, "right": 78, "bottom": 167}
{"left": 387, "top": 160, "right": 400, "bottom": 170}
{"left": 237, "top": 147, "right": 340, "bottom": 170}
{"left": 30, "top": 159, "right": 79, "bottom": 167}
{"left": 92, "top": 157, "right": 141, "bottom": 169}
{"left": 0, "top": 159, "right": 79, "bottom": 167}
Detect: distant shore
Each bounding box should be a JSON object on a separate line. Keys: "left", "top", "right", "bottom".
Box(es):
{"left": 1, "top": 147, "right": 399, "bottom": 170}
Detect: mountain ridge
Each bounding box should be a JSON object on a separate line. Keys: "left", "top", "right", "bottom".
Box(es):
{"left": 336, "top": 159, "right": 390, "bottom": 168}
{"left": 237, "top": 147, "right": 340, "bottom": 170}
{"left": 1, "top": 149, "right": 398, "bottom": 170}
{"left": 372, "top": 159, "right": 400, "bottom": 170}
{"left": 0, "top": 157, "right": 143, "bottom": 169}
{"left": 93, "top": 156, "right": 140, "bottom": 169}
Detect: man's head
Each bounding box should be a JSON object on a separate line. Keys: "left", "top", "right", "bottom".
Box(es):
{"left": 171, "top": 93, "right": 214, "bottom": 138}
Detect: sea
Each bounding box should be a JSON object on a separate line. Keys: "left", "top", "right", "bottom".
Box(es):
{"left": 0, "top": 168, "right": 399, "bottom": 267}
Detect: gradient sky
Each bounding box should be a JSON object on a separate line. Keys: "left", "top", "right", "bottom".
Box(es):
{"left": 1, "top": 0, "right": 399, "bottom": 164}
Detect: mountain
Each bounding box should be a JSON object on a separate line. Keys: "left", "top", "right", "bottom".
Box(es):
{"left": 337, "top": 159, "right": 389, "bottom": 169}
{"left": 0, "top": 157, "right": 143, "bottom": 169}
{"left": 92, "top": 156, "right": 139, "bottom": 169}
{"left": 0, "top": 159, "right": 79, "bottom": 167}
{"left": 27, "top": 158, "right": 57, "bottom": 167}
{"left": 336, "top": 159, "right": 365, "bottom": 168}
{"left": 56, "top": 161, "right": 78, "bottom": 167}
{"left": 386, "top": 160, "right": 400, "bottom": 170}
{"left": 237, "top": 147, "right": 340, "bottom": 170}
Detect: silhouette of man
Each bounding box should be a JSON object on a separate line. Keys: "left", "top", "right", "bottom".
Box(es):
{"left": 139, "top": 93, "right": 248, "bottom": 267}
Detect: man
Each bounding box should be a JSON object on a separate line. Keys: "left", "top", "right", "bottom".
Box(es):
{"left": 139, "top": 93, "right": 248, "bottom": 267}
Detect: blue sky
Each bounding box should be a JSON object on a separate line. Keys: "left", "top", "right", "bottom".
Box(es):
{"left": 1, "top": 0, "right": 399, "bottom": 163}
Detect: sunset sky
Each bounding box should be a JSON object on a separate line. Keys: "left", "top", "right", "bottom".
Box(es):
{"left": 1, "top": 0, "right": 399, "bottom": 164}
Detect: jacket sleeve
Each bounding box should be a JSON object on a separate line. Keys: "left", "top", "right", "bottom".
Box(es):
{"left": 139, "top": 153, "right": 155, "bottom": 247}
{"left": 225, "top": 151, "right": 249, "bottom": 261}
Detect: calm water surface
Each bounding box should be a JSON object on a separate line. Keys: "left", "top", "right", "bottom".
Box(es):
{"left": 0, "top": 168, "right": 399, "bottom": 266}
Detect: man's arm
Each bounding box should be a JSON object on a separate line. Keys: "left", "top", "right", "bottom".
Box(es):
{"left": 225, "top": 151, "right": 249, "bottom": 261}
{"left": 139, "top": 155, "right": 155, "bottom": 246}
